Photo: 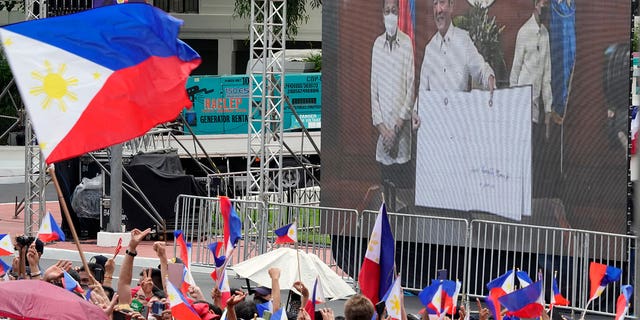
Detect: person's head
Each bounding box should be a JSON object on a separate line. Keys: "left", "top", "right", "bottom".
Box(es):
{"left": 382, "top": 0, "right": 399, "bottom": 36}
{"left": 344, "top": 294, "right": 375, "bottom": 320}
{"left": 253, "top": 286, "right": 272, "bottom": 303}
{"left": 433, "top": 0, "right": 454, "bottom": 36}
{"left": 79, "top": 262, "right": 103, "bottom": 287}
{"left": 193, "top": 300, "right": 220, "bottom": 320}
{"left": 534, "top": 0, "right": 548, "bottom": 23}
{"left": 234, "top": 300, "right": 258, "bottom": 320}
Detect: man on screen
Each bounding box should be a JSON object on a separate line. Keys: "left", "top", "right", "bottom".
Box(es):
{"left": 370, "top": 0, "right": 415, "bottom": 209}
{"left": 416, "top": 0, "right": 495, "bottom": 94}
{"left": 510, "top": 0, "right": 552, "bottom": 133}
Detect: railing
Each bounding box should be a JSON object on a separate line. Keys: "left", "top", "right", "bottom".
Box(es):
{"left": 206, "top": 165, "right": 321, "bottom": 205}
{"left": 173, "top": 195, "right": 637, "bottom": 318}
{"left": 153, "top": 0, "right": 198, "bottom": 13}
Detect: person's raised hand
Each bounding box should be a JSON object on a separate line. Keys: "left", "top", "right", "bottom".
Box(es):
{"left": 293, "top": 281, "right": 309, "bottom": 298}
{"left": 153, "top": 242, "right": 167, "bottom": 260}
{"left": 226, "top": 290, "right": 247, "bottom": 308}
{"left": 297, "top": 308, "right": 312, "bottom": 320}
{"left": 458, "top": 304, "right": 467, "bottom": 320}
{"left": 56, "top": 259, "right": 73, "bottom": 272}
{"left": 26, "top": 242, "right": 39, "bottom": 268}
{"left": 476, "top": 298, "right": 490, "bottom": 320}
{"left": 319, "top": 308, "right": 334, "bottom": 320}
{"left": 105, "top": 258, "right": 115, "bottom": 276}
{"left": 268, "top": 267, "right": 281, "bottom": 280}
{"left": 129, "top": 228, "right": 151, "bottom": 250}
{"left": 140, "top": 269, "right": 154, "bottom": 298}
{"left": 43, "top": 265, "right": 64, "bottom": 283}
{"left": 99, "top": 293, "right": 119, "bottom": 317}
{"left": 188, "top": 285, "right": 206, "bottom": 301}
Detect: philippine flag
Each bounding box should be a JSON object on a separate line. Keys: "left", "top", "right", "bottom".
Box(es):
{"left": 486, "top": 270, "right": 515, "bottom": 320}
{"left": 218, "top": 268, "right": 231, "bottom": 309}
{"left": 62, "top": 270, "right": 84, "bottom": 294}
{"left": 304, "top": 276, "right": 327, "bottom": 320}
{"left": 631, "top": 106, "right": 638, "bottom": 154}
{"left": 498, "top": 281, "right": 545, "bottom": 319}
{"left": 274, "top": 222, "right": 297, "bottom": 244}
{"left": 219, "top": 196, "right": 242, "bottom": 256}
{"left": 615, "top": 285, "right": 633, "bottom": 320}
{"left": 419, "top": 281, "right": 443, "bottom": 317}
{"left": 37, "top": 211, "right": 65, "bottom": 242}
{"left": 167, "top": 281, "right": 201, "bottom": 320}
{"left": 0, "top": 4, "right": 200, "bottom": 164}
{"left": 207, "top": 241, "right": 227, "bottom": 267}
{"left": 516, "top": 270, "right": 533, "bottom": 288}
{"left": 550, "top": 275, "right": 570, "bottom": 307}
{"left": 441, "top": 280, "right": 461, "bottom": 315}
{"left": 358, "top": 202, "right": 395, "bottom": 305}
{"left": 174, "top": 230, "right": 190, "bottom": 268}
{"left": 381, "top": 275, "right": 403, "bottom": 320}
{"left": 271, "top": 308, "right": 288, "bottom": 320}
{"left": 0, "top": 258, "right": 12, "bottom": 277}
{"left": 588, "top": 262, "right": 622, "bottom": 302}
{"left": 0, "top": 234, "right": 14, "bottom": 256}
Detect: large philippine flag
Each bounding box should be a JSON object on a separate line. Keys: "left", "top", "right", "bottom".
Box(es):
{"left": 0, "top": 3, "right": 200, "bottom": 164}
{"left": 37, "top": 211, "right": 66, "bottom": 242}
{"left": 358, "top": 202, "right": 395, "bottom": 305}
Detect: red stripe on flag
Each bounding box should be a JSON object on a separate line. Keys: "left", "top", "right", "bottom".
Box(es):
{"left": 47, "top": 55, "right": 200, "bottom": 164}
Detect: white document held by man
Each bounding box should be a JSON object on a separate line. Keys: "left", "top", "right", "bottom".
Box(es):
{"left": 414, "top": 86, "right": 532, "bottom": 220}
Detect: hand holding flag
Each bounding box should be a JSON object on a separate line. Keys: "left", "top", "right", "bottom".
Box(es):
{"left": 381, "top": 274, "right": 404, "bottom": 320}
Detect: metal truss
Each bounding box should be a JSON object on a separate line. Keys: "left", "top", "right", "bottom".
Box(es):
{"left": 247, "top": 0, "right": 286, "bottom": 253}
{"left": 22, "top": 0, "right": 47, "bottom": 235}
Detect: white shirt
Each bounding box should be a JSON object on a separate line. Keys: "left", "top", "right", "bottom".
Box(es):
{"left": 510, "top": 14, "right": 552, "bottom": 123}
{"left": 371, "top": 30, "right": 415, "bottom": 165}
{"left": 417, "top": 23, "right": 494, "bottom": 93}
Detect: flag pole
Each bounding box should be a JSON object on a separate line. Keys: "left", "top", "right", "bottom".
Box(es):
{"left": 47, "top": 165, "right": 92, "bottom": 280}
{"left": 294, "top": 217, "right": 302, "bottom": 282}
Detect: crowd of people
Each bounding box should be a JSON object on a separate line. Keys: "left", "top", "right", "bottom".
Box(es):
{"left": 0, "top": 227, "right": 504, "bottom": 320}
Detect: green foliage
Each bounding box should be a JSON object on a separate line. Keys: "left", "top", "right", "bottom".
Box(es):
{"left": 633, "top": 22, "right": 639, "bottom": 53}
{"left": 303, "top": 52, "right": 322, "bottom": 71}
{"left": 0, "top": 54, "right": 22, "bottom": 144}
{"left": 453, "top": 2, "right": 507, "bottom": 87}
{"left": 234, "top": 0, "right": 322, "bottom": 39}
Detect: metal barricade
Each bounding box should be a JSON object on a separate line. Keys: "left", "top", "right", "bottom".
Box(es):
{"left": 467, "top": 220, "right": 636, "bottom": 317}
{"left": 264, "top": 203, "right": 360, "bottom": 282}
{"left": 361, "top": 210, "right": 470, "bottom": 293}
{"left": 173, "top": 194, "right": 263, "bottom": 267}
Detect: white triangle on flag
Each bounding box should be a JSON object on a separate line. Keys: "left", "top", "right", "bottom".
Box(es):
{"left": 0, "top": 29, "right": 112, "bottom": 159}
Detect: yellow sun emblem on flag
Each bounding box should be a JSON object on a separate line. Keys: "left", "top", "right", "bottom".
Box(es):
{"left": 29, "top": 60, "right": 79, "bottom": 112}
{"left": 389, "top": 294, "right": 401, "bottom": 316}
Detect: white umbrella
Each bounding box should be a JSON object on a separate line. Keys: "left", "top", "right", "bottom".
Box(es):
{"left": 231, "top": 247, "right": 356, "bottom": 300}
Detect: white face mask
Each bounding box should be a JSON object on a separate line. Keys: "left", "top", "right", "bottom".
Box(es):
{"left": 384, "top": 13, "right": 398, "bottom": 36}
